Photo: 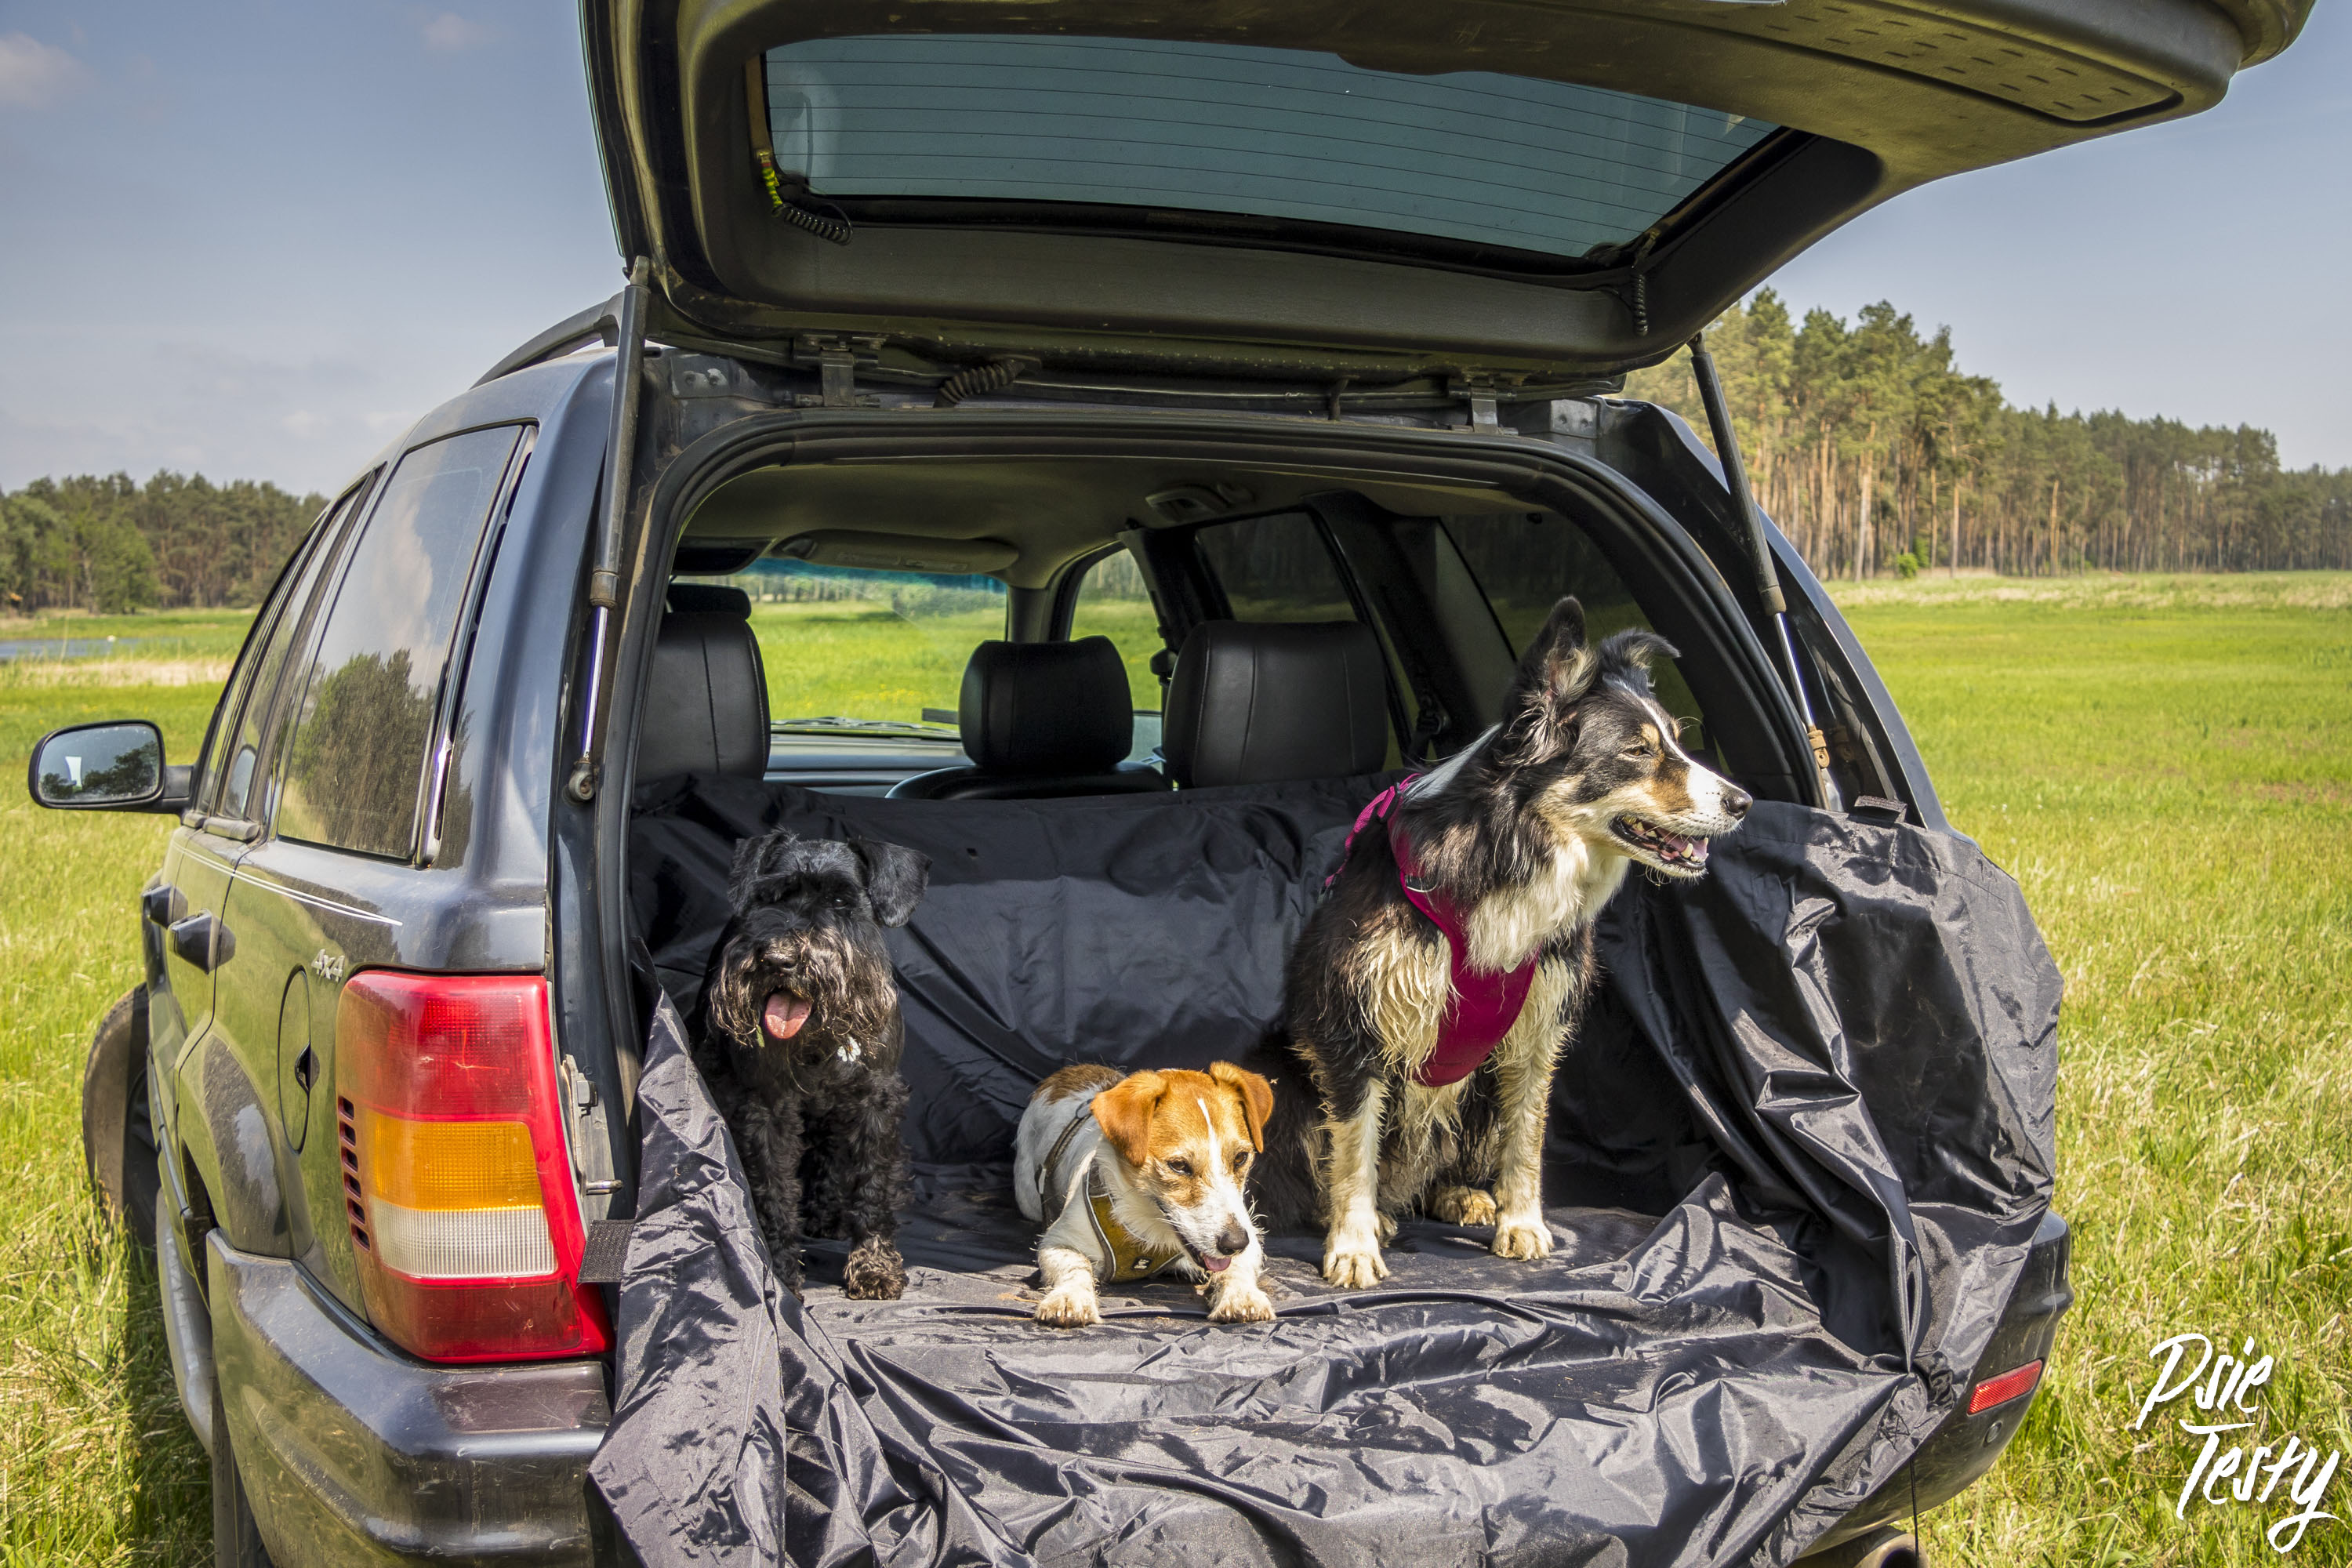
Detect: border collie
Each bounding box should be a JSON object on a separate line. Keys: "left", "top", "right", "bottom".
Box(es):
{"left": 1263, "top": 597, "right": 1750, "bottom": 1287}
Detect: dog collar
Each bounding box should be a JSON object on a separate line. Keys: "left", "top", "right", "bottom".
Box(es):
{"left": 1336, "top": 780, "right": 1540, "bottom": 1088}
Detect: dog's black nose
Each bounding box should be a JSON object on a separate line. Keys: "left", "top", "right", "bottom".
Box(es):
{"left": 1214, "top": 1222, "right": 1249, "bottom": 1258}
{"left": 1723, "top": 786, "right": 1752, "bottom": 819}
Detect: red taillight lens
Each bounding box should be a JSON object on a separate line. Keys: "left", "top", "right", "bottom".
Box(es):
{"left": 1968, "top": 1358, "right": 2045, "bottom": 1415}
{"left": 336, "top": 972, "right": 609, "bottom": 1363}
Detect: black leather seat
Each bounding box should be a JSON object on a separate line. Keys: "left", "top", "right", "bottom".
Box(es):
{"left": 1163, "top": 620, "right": 1391, "bottom": 787}
{"left": 888, "top": 637, "right": 1167, "bottom": 800}
{"left": 636, "top": 584, "right": 771, "bottom": 784}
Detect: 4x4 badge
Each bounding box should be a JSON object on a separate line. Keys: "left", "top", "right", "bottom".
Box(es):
{"left": 310, "top": 949, "right": 345, "bottom": 983}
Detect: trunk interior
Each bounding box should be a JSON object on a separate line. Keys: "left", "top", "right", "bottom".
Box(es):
{"left": 589, "top": 436, "right": 2061, "bottom": 1563}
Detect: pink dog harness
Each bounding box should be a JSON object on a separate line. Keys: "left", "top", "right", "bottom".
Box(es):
{"left": 1337, "top": 782, "right": 1539, "bottom": 1087}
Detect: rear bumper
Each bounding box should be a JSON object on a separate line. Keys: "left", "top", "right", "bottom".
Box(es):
{"left": 1800, "top": 1208, "right": 2074, "bottom": 1557}
{"left": 205, "top": 1232, "right": 612, "bottom": 1566}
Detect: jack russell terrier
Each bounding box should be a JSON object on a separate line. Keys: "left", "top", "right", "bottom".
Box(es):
{"left": 1013, "top": 1062, "right": 1276, "bottom": 1327}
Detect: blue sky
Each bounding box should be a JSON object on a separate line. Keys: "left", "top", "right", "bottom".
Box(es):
{"left": 2, "top": 3, "right": 2347, "bottom": 495}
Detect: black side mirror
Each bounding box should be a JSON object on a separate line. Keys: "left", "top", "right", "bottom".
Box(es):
{"left": 27, "top": 721, "right": 187, "bottom": 813}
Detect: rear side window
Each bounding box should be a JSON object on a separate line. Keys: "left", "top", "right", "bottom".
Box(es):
{"left": 1444, "top": 513, "right": 1711, "bottom": 753}
{"left": 1193, "top": 512, "right": 1361, "bottom": 624}
{"left": 274, "top": 427, "right": 522, "bottom": 859}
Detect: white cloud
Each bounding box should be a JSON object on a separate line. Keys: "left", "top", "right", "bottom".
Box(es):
{"left": 420, "top": 13, "right": 496, "bottom": 54}
{"left": 0, "top": 32, "right": 93, "bottom": 110}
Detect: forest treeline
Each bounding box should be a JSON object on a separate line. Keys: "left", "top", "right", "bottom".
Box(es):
{"left": 1628, "top": 290, "right": 2352, "bottom": 577}
{"left": 1, "top": 471, "right": 325, "bottom": 615}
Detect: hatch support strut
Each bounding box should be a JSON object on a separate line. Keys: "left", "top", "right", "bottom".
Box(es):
{"left": 1686, "top": 333, "right": 1838, "bottom": 808}
{"left": 568, "top": 256, "right": 652, "bottom": 804}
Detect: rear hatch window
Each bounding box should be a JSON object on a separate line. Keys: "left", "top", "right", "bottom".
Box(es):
{"left": 760, "top": 35, "right": 1775, "bottom": 261}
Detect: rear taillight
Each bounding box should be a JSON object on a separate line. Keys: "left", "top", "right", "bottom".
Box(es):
{"left": 336, "top": 972, "right": 609, "bottom": 1363}
{"left": 1968, "top": 1358, "right": 2045, "bottom": 1415}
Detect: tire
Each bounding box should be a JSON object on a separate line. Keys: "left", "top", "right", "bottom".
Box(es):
{"left": 209, "top": 1366, "right": 274, "bottom": 1566}
{"left": 82, "top": 988, "right": 161, "bottom": 1244}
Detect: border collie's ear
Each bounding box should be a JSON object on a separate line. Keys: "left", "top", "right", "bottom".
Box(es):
{"left": 1502, "top": 597, "right": 1597, "bottom": 759}
{"left": 1091, "top": 1072, "right": 1167, "bottom": 1167}
{"left": 1596, "top": 628, "right": 1679, "bottom": 686}
{"left": 851, "top": 838, "right": 931, "bottom": 927}
{"left": 1514, "top": 597, "right": 1598, "bottom": 704}
{"left": 1208, "top": 1062, "right": 1274, "bottom": 1152}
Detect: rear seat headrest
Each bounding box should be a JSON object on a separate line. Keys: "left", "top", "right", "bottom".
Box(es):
{"left": 1163, "top": 621, "right": 1390, "bottom": 788}
{"left": 960, "top": 637, "right": 1133, "bottom": 774}
{"left": 636, "top": 588, "right": 770, "bottom": 783}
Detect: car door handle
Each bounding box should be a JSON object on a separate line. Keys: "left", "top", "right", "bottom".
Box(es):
{"left": 168, "top": 913, "right": 235, "bottom": 972}
{"left": 143, "top": 886, "right": 188, "bottom": 926}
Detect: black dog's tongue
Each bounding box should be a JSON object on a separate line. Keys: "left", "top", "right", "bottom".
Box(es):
{"left": 762, "top": 991, "right": 812, "bottom": 1040}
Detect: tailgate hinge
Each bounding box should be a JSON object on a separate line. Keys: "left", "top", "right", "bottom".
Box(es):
{"left": 793, "top": 334, "right": 886, "bottom": 409}
{"left": 1452, "top": 372, "right": 1502, "bottom": 430}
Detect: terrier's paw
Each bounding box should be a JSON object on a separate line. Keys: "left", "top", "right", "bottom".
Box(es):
{"left": 1491, "top": 1214, "right": 1555, "bottom": 1261}
{"left": 1431, "top": 1186, "right": 1498, "bottom": 1227}
{"left": 1322, "top": 1245, "right": 1390, "bottom": 1288}
{"left": 1208, "top": 1281, "right": 1276, "bottom": 1324}
{"left": 1035, "top": 1286, "right": 1102, "bottom": 1327}
{"left": 841, "top": 1238, "right": 907, "bottom": 1301}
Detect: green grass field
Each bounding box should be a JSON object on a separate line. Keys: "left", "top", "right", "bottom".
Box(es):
{"left": 1, "top": 579, "right": 2346, "bottom": 1563}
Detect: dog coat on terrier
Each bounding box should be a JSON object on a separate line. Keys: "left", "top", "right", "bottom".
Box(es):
{"left": 1014, "top": 1062, "right": 1277, "bottom": 1327}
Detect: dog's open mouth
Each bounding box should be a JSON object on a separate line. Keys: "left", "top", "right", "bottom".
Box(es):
{"left": 1612, "top": 815, "right": 1710, "bottom": 870}
{"left": 760, "top": 990, "right": 813, "bottom": 1040}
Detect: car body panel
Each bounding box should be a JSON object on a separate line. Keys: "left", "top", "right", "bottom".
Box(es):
{"left": 207, "top": 1232, "right": 607, "bottom": 1566}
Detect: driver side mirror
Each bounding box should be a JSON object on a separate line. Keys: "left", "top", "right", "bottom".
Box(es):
{"left": 27, "top": 721, "right": 189, "bottom": 813}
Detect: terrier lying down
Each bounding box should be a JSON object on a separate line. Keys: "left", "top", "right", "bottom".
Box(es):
{"left": 1014, "top": 1062, "right": 1277, "bottom": 1327}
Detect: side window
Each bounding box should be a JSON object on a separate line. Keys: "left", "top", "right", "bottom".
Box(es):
{"left": 1067, "top": 550, "right": 1161, "bottom": 759}
{"left": 1443, "top": 513, "right": 1711, "bottom": 753}
{"left": 194, "top": 504, "right": 338, "bottom": 812}
{"left": 213, "top": 477, "right": 372, "bottom": 822}
{"left": 1192, "top": 512, "right": 1362, "bottom": 624}
{"left": 274, "top": 427, "right": 522, "bottom": 859}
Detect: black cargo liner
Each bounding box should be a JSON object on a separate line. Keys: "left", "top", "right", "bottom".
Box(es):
{"left": 598, "top": 772, "right": 2058, "bottom": 1567}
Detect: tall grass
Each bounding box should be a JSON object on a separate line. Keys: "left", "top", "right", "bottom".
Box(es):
{"left": 0, "top": 658, "right": 220, "bottom": 1563}
{"left": 0, "top": 578, "right": 2344, "bottom": 1563}
{"left": 1842, "top": 573, "right": 2352, "bottom": 1566}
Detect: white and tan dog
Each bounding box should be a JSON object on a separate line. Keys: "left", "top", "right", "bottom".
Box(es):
{"left": 1014, "top": 1062, "right": 1276, "bottom": 1327}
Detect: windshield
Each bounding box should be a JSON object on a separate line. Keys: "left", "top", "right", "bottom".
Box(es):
{"left": 761, "top": 35, "right": 1776, "bottom": 261}
{"left": 682, "top": 561, "right": 1007, "bottom": 734}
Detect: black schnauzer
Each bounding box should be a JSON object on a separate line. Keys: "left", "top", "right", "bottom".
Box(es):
{"left": 693, "top": 829, "right": 930, "bottom": 1299}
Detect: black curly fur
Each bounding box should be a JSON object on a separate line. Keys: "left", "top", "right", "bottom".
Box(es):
{"left": 690, "top": 830, "right": 929, "bottom": 1298}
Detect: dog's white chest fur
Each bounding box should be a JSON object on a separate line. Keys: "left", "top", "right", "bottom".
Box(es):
{"left": 1461, "top": 832, "right": 1631, "bottom": 972}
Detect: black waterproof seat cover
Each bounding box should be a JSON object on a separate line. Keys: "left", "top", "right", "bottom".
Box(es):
{"left": 604, "top": 774, "right": 2058, "bottom": 1568}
